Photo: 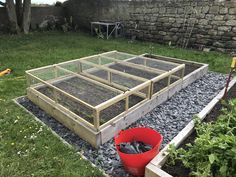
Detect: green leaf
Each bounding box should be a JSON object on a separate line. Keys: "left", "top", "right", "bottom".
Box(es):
{"left": 219, "top": 165, "right": 227, "bottom": 176}
{"left": 209, "top": 154, "right": 216, "bottom": 164}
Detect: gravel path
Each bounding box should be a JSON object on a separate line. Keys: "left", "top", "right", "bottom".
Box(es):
{"left": 17, "top": 72, "right": 227, "bottom": 177}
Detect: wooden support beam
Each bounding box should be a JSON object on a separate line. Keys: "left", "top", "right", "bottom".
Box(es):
{"left": 78, "top": 62, "right": 82, "bottom": 73}
{"left": 125, "top": 96, "right": 129, "bottom": 111}
{"left": 80, "top": 72, "right": 147, "bottom": 99}
{"left": 54, "top": 65, "right": 58, "bottom": 78}
{"left": 26, "top": 65, "right": 54, "bottom": 73}
{"left": 138, "top": 55, "right": 180, "bottom": 66}
{"left": 93, "top": 110, "right": 100, "bottom": 130}
{"left": 101, "top": 55, "right": 165, "bottom": 74}
{"left": 107, "top": 71, "right": 111, "bottom": 84}
{"left": 79, "top": 60, "right": 148, "bottom": 82}
{"left": 55, "top": 65, "right": 123, "bottom": 94}
{"left": 143, "top": 53, "right": 206, "bottom": 66}
{"left": 113, "top": 51, "right": 181, "bottom": 66}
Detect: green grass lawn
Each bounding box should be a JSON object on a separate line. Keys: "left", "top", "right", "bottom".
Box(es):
{"left": 0, "top": 31, "right": 231, "bottom": 177}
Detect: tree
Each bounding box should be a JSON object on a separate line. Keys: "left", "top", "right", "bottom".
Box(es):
{"left": 0, "top": 0, "right": 31, "bottom": 34}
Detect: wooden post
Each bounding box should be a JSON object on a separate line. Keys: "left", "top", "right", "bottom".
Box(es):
{"left": 148, "top": 84, "right": 152, "bottom": 99}
{"left": 78, "top": 62, "right": 82, "bottom": 73}
{"left": 93, "top": 110, "right": 100, "bottom": 130}
{"left": 125, "top": 96, "right": 129, "bottom": 111}
{"left": 181, "top": 67, "right": 185, "bottom": 78}
{"left": 54, "top": 65, "right": 58, "bottom": 78}
{"left": 108, "top": 71, "right": 112, "bottom": 83}
{"left": 167, "top": 75, "right": 171, "bottom": 87}
{"left": 26, "top": 73, "right": 31, "bottom": 87}
{"left": 150, "top": 82, "right": 154, "bottom": 98}
{"left": 53, "top": 87, "right": 58, "bottom": 104}
{"left": 98, "top": 57, "right": 101, "bottom": 65}
{"left": 144, "top": 58, "right": 147, "bottom": 66}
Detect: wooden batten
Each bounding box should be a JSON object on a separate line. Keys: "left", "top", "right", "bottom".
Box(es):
{"left": 79, "top": 60, "right": 148, "bottom": 82}
{"left": 56, "top": 65, "right": 123, "bottom": 94}
{"left": 101, "top": 55, "right": 165, "bottom": 74}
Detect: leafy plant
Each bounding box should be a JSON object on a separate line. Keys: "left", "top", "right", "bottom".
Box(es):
{"left": 168, "top": 99, "right": 236, "bottom": 177}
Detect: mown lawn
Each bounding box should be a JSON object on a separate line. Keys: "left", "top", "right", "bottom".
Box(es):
{"left": 0, "top": 31, "right": 231, "bottom": 177}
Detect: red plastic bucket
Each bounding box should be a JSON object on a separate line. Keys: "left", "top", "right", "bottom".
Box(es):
{"left": 114, "top": 127, "right": 163, "bottom": 176}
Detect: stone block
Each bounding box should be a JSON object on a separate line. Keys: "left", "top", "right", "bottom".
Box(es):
{"left": 147, "top": 25, "right": 156, "bottom": 31}
{"left": 158, "top": 17, "right": 168, "bottom": 23}
{"left": 224, "top": 31, "right": 235, "bottom": 37}
{"left": 159, "top": 31, "right": 166, "bottom": 35}
{"left": 229, "top": 8, "right": 236, "bottom": 15}
{"left": 205, "top": 14, "right": 214, "bottom": 20}
{"left": 226, "top": 20, "right": 236, "bottom": 26}
{"left": 233, "top": 27, "right": 236, "bottom": 32}
{"left": 199, "top": 19, "right": 208, "bottom": 25}
{"left": 208, "top": 29, "right": 217, "bottom": 36}
{"left": 170, "top": 28, "right": 179, "bottom": 32}
{"left": 218, "top": 26, "right": 231, "bottom": 32}
{"left": 150, "top": 16, "right": 157, "bottom": 22}
{"left": 213, "top": 41, "right": 224, "bottom": 48}
{"left": 166, "top": 8, "right": 177, "bottom": 14}
{"left": 214, "top": 15, "right": 224, "bottom": 21}
{"left": 177, "top": 8, "right": 184, "bottom": 14}
{"left": 168, "top": 18, "right": 175, "bottom": 23}
{"left": 176, "top": 18, "right": 184, "bottom": 24}
{"left": 172, "top": 23, "right": 182, "bottom": 28}
{"left": 225, "top": 41, "right": 236, "bottom": 48}
{"left": 209, "top": 6, "right": 219, "bottom": 14}
{"left": 202, "top": 6, "right": 209, "bottom": 13}
{"left": 159, "top": 8, "right": 166, "bottom": 14}
{"left": 219, "top": 7, "right": 228, "bottom": 14}
{"left": 224, "top": 15, "right": 236, "bottom": 20}
{"left": 218, "top": 30, "right": 225, "bottom": 36}
{"left": 211, "top": 20, "right": 225, "bottom": 25}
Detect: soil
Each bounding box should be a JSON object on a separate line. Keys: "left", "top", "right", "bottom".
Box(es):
{"left": 91, "top": 63, "right": 179, "bottom": 93}
{"left": 128, "top": 57, "right": 177, "bottom": 71}
{"left": 145, "top": 54, "right": 202, "bottom": 76}
{"left": 88, "top": 69, "right": 143, "bottom": 88}
{"left": 162, "top": 83, "right": 236, "bottom": 177}
{"left": 109, "top": 63, "right": 158, "bottom": 79}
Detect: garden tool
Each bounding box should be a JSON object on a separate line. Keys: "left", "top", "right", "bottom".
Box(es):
{"left": 223, "top": 52, "right": 236, "bottom": 98}
{"left": 0, "top": 68, "right": 12, "bottom": 77}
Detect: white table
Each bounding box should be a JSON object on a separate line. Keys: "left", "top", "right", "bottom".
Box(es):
{"left": 91, "top": 21, "right": 122, "bottom": 39}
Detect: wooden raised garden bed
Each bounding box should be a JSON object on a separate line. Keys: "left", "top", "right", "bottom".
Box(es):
{"left": 26, "top": 51, "right": 207, "bottom": 148}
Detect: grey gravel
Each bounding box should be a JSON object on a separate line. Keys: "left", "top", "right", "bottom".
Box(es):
{"left": 18, "top": 71, "right": 227, "bottom": 177}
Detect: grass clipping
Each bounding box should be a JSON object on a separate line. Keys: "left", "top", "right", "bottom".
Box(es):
{"left": 168, "top": 99, "right": 236, "bottom": 177}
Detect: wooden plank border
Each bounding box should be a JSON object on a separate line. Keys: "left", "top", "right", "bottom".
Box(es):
{"left": 145, "top": 77, "right": 236, "bottom": 177}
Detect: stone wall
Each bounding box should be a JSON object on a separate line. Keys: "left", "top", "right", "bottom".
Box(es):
{"left": 65, "top": 0, "right": 236, "bottom": 52}
{"left": 0, "top": 6, "right": 64, "bottom": 32}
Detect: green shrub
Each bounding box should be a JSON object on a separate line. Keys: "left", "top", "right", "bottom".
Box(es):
{"left": 168, "top": 99, "right": 236, "bottom": 177}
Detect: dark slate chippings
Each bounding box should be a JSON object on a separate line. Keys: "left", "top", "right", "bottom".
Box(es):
{"left": 18, "top": 72, "right": 227, "bottom": 177}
